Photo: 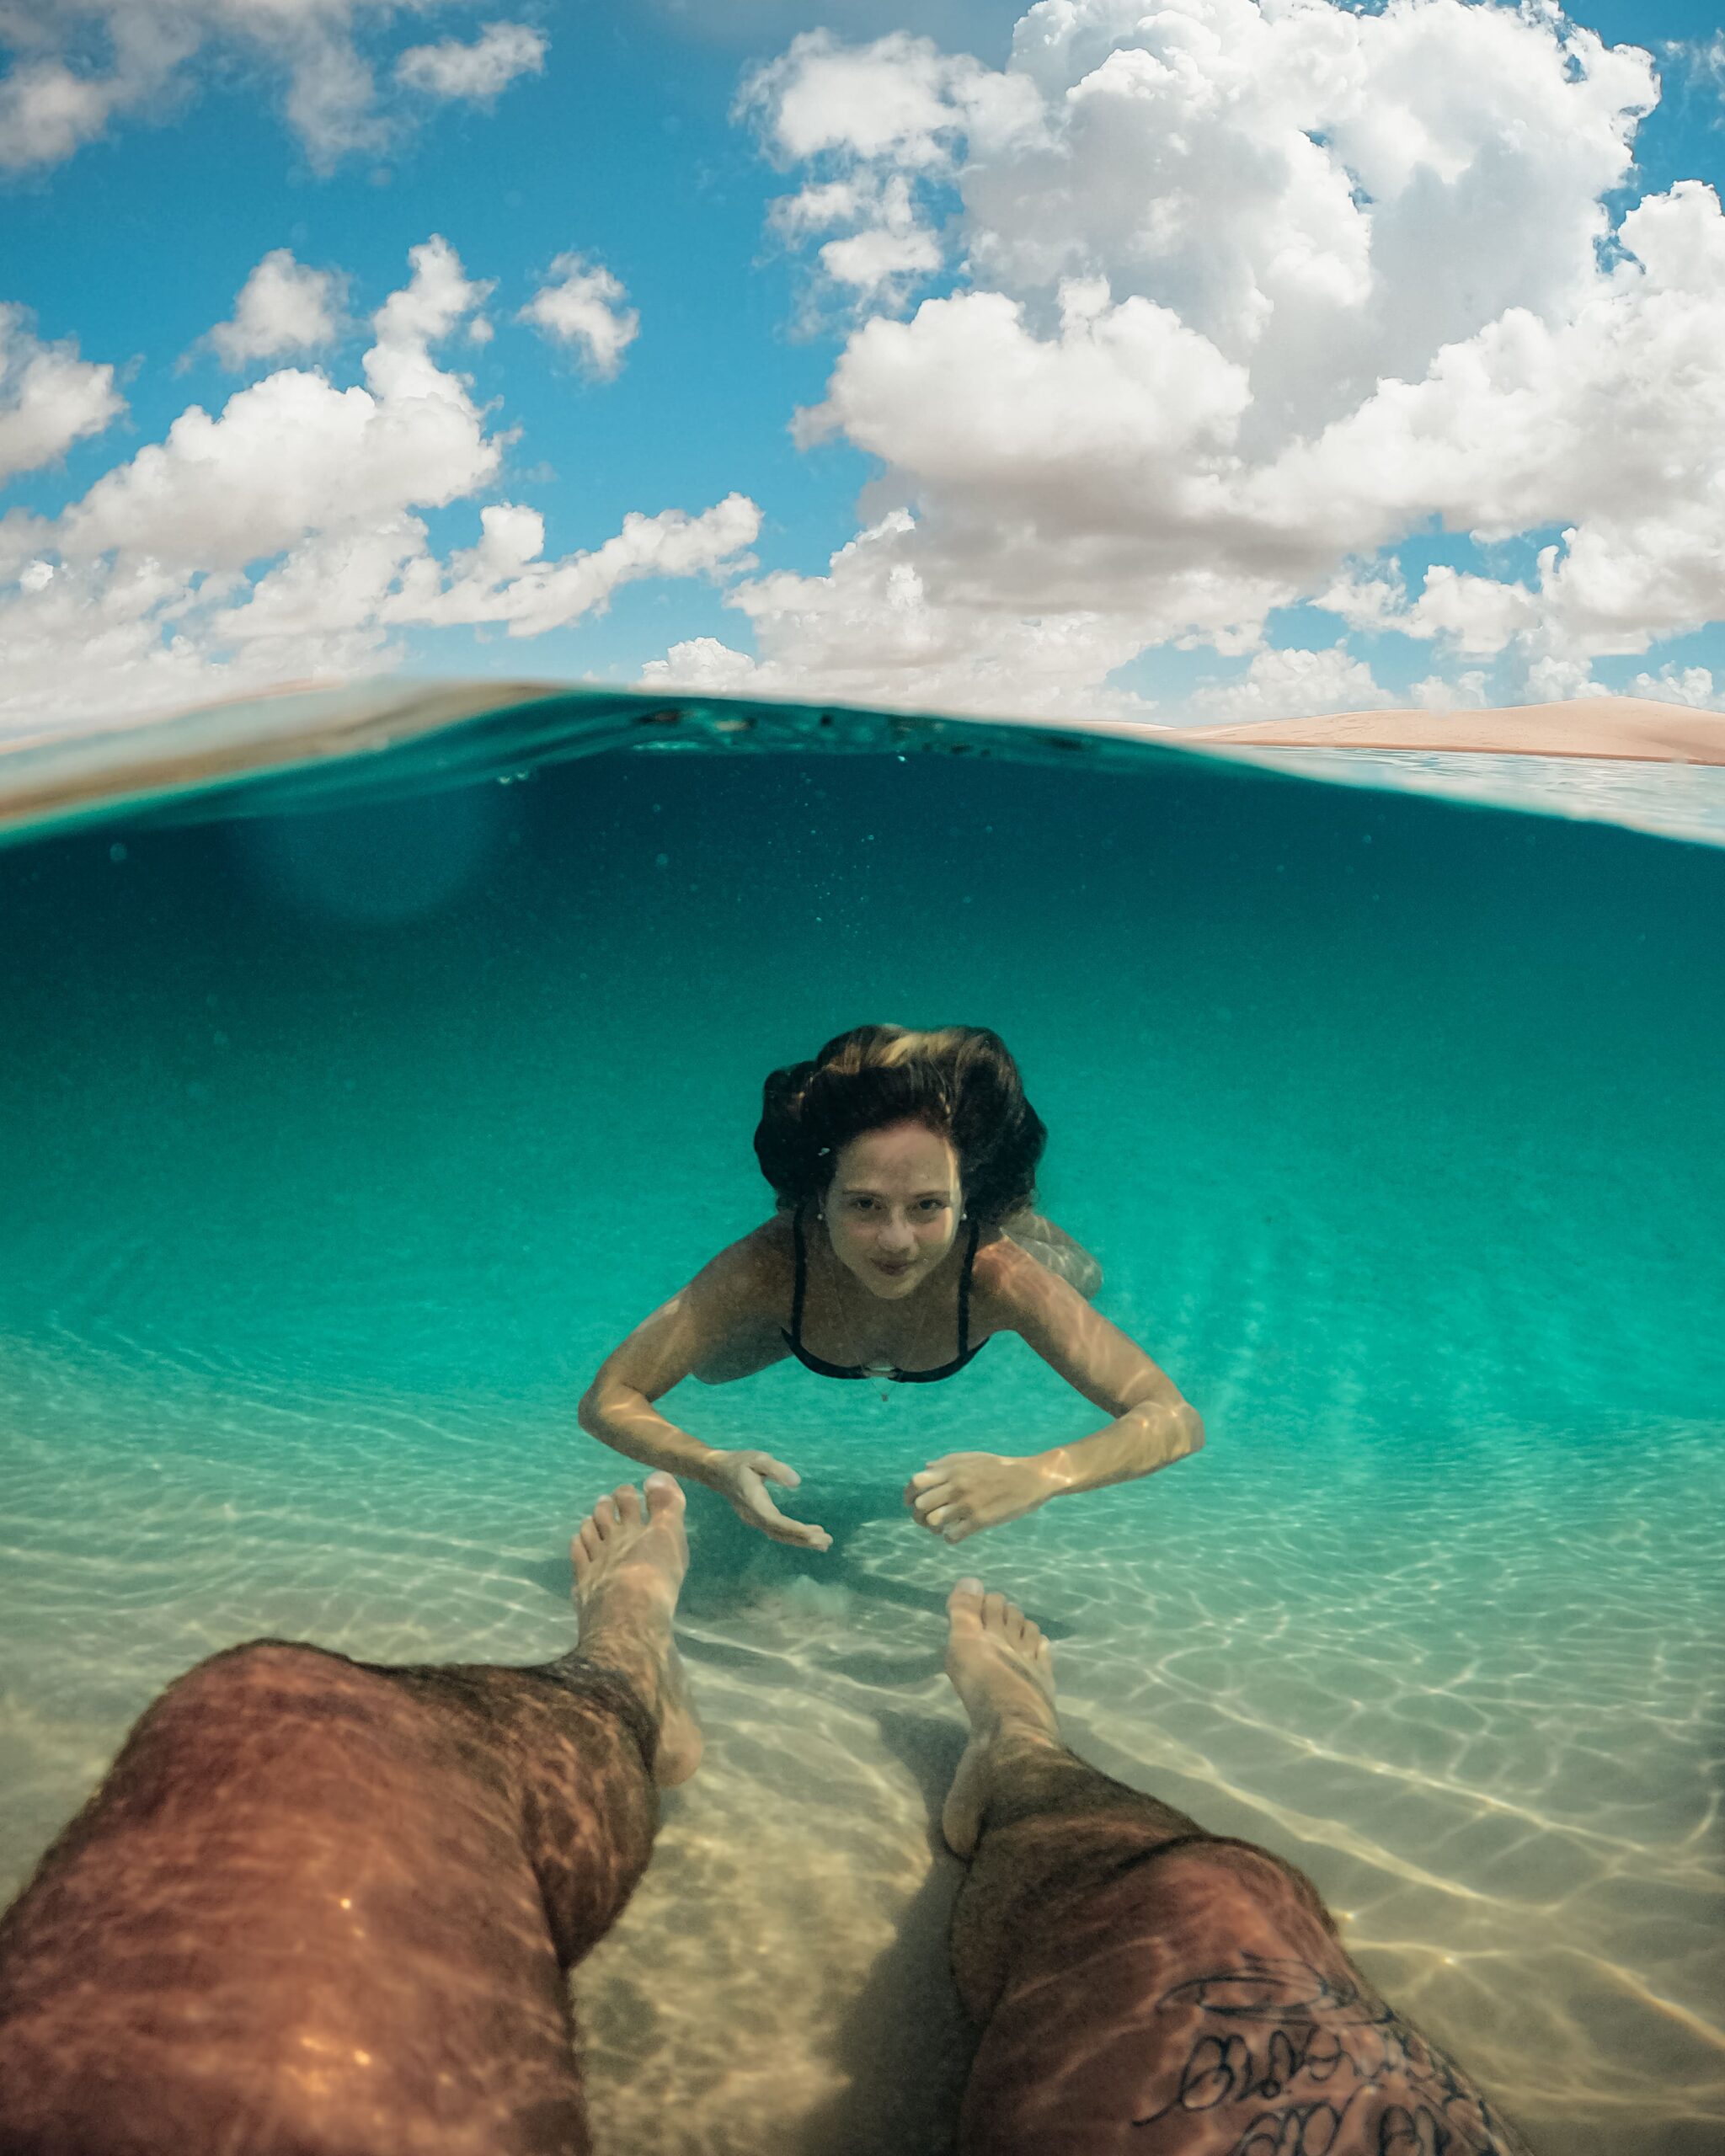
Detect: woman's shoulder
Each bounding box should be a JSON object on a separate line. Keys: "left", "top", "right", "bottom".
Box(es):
{"left": 701, "top": 1213, "right": 796, "bottom": 1294}
{"left": 752, "top": 1211, "right": 798, "bottom": 1263}
{"left": 968, "top": 1225, "right": 1051, "bottom": 1326}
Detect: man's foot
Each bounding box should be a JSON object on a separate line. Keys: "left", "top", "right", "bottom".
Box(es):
{"left": 571, "top": 1475, "right": 703, "bottom": 1786}
{"left": 942, "top": 1577, "right": 1060, "bottom": 1856}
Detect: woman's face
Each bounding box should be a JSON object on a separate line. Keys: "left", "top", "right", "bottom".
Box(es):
{"left": 822, "top": 1119, "right": 964, "bottom": 1300}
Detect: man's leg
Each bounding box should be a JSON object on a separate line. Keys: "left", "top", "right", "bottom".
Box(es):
{"left": 0, "top": 1476, "right": 701, "bottom": 2156}
{"left": 941, "top": 1580, "right": 1532, "bottom": 2156}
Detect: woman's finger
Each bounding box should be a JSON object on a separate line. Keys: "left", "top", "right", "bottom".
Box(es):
{"left": 746, "top": 1452, "right": 801, "bottom": 1488}
{"left": 764, "top": 1512, "right": 832, "bottom": 1550}
{"left": 740, "top": 1476, "right": 830, "bottom": 1550}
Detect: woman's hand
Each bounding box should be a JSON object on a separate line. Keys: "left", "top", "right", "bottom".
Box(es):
{"left": 708, "top": 1449, "right": 833, "bottom": 1553}
{"left": 904, "top": 1452, "right": 1054, "bottom": 1544}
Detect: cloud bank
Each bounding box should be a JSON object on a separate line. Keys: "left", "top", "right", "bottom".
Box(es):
{"left": 0, "top": 2, "right": 547, "bottom": 172}
{"left": 0, "top": 239, "right": 759, "bottom": 731}
{"left": 660, "top": 0, "right": 1723, "bottom": 717}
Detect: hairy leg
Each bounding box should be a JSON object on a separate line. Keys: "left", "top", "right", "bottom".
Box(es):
{"left": 0, "top": 1476, "right": 698, "bottom": 2156}
{"left": 942, "top": 1581, "right": 1532, "bottom": 2156}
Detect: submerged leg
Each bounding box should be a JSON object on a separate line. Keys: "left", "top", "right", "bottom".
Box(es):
{"left": 0, "top": 1475, "right": 700, "bottom": 2156}
{"left": 941, "top": 1580, "right": 1531, "bottom": 2156}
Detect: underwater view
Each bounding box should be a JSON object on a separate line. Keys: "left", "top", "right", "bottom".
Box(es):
{"left": 1, "top": 689, "right": 1722, "bottom": 2153}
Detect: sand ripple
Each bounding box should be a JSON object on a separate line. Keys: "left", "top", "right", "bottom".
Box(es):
{"left": 1, "top": 1339, "right": 1719, "bottom": 2154}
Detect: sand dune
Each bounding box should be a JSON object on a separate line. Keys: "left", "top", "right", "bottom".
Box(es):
{"left": 1151, "top": 695, "right": 1725, "bottom": 764}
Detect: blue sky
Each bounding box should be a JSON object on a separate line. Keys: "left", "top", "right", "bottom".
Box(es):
{"left": 3, "top": 0, "right": 1723, "bottom": 731}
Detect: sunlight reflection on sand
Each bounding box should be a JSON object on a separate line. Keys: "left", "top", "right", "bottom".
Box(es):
{"left": 1, "top": 1339, "right": 1719, "bottom": 2156}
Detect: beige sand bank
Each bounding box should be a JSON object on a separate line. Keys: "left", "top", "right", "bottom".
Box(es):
{"left": 1146, "top": 695, "right": 1725, "bottom": 763}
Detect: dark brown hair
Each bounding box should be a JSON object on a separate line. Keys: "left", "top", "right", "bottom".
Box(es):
{"left": 754, "top": 1025, "right": 1046, "bottom": 1225}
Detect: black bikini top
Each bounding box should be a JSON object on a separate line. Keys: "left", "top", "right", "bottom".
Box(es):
{"left": 782, "top": 1208, "right": 988, "bottom": 1384}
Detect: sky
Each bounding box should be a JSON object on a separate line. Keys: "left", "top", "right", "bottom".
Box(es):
{"left": 3, "top": 0, "right": 1724, "bottom": 734}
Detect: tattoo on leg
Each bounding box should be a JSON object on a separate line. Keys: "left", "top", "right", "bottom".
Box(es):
{"left": 1134, "top": 1956, "right": 1525, "bottom": 2153}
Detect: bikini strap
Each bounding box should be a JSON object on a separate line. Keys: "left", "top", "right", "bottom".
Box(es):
{"left": 956, "top": 1215, "right": 980, "bottom": 1358}
{"left": 789, "top": 1206, "right": 809, "bottom": 1348}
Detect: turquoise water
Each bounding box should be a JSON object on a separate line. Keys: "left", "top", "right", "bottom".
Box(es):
{"left": 2, "top": 705, "right": 1722, "bottom": 2152}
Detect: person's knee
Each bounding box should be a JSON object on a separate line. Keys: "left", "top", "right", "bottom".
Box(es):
{"left": 140, "top": 1640, "right": 375, "bottom": 1752}
{"left": 170, "top": 1637, "right": 351, "bottom": 1705}
{"left": 1132, "top": 1835, "right": 1343, "bottom": 1948}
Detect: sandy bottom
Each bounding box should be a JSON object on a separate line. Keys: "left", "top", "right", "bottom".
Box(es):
{"left": 1, "top": 1339, "right": 1719, "bottom": 2156}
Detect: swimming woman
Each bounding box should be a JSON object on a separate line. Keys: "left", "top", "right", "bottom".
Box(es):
{"left": 579, "top": 1026, "right": 1203, "bottom": 1551}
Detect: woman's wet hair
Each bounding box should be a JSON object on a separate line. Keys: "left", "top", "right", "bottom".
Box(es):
{"left": 754, "top": 1025, "right": 1047, "bottom": 1225}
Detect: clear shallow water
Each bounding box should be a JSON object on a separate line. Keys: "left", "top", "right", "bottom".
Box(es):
{"left": 1218, "top": 744, "right": 1725, "bottom": 850}
{"left": 2, "top": 712, "right": 1722, "bottom": 2152}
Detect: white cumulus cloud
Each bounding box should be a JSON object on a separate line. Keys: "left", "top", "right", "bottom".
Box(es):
{"left": 726, "top": 0, "right": 1725, "bottom": 716}
{"left": 1189, "top": 645, "right": 1386, "bottom": 723}
{"left": 0, "top": 306, "right": 125, "bottom": 484}
{"left": 204, "top": 249, "right": 344, "bottom": 369}
{"left": 520, "top": 256, "right": 640, "bottom": 380}
{"left": 640, "top": 637, "right": 766, "bottom": 695}
{"left": 395, "top": 21, "right": 547, "bottom": 102}
{"left": 1626, "top": 664, "right": 1722, "bottom": 709}
{"left": 31, "top": 237, "right": 498, "bottom": 579}
{"left": 648, "top": 507, "right": 1156, "bottom": 719}
{"left": 1, "top": 238, "right": 760, "bottom": 733}
{"left": 0, "top": 3, "right": 547, "bottom": 174}
{"left": 1411, "top": 670, "right": 1489, "bottom": 712}
{"left": 744, "top": 29, "right": 1039, "bottom": 318}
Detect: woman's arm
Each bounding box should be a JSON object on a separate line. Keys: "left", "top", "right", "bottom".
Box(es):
{"left": 906, "top": 1247, "right": 1202, "bottom": 1544}
{"left": 579, "top": 1235, "right": 833, "bottom": 1552}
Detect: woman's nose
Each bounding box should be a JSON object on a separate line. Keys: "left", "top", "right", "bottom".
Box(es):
{"left": 879, "top": 1215, "right": 916, "bottom": 1250}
